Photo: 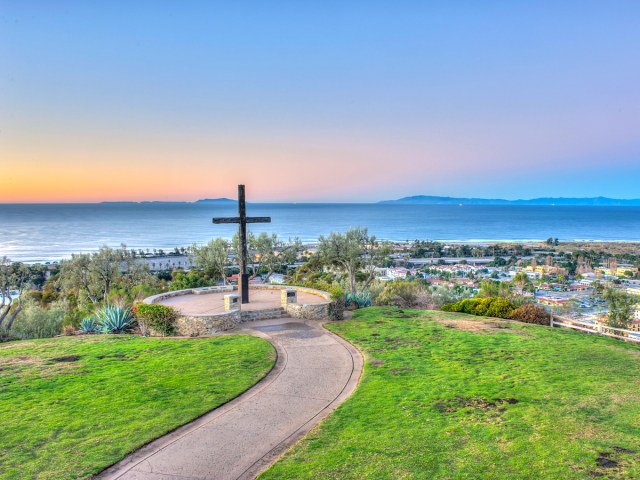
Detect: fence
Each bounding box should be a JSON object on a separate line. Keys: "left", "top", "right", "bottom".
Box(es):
{"left": 552, "top": 316, "right": 640, "bottom": 344}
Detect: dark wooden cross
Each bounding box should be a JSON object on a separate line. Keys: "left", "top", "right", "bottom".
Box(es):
{"left": 212, "top": 185, "right": 271, "bottom": 304}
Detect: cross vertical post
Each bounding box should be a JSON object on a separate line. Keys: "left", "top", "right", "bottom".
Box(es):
{"left": 237, "top": 185, "right": 249, "bottom": 304}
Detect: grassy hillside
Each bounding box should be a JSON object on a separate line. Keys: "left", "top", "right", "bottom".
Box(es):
{"left": 263, "top": 308, "right": 640, "bottom": 479}
{"left": 0, "top": 335, "right": 275, "bottom": 480}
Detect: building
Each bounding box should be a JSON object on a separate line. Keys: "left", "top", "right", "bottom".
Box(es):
{"left": 268, "top": 273, "right": 286, "bottom": 284}
{"left": 537, "top": 296, "right": 571, "bottom": 307}
{"left": 599, "top": 265, "right": 638, "bottom": 278}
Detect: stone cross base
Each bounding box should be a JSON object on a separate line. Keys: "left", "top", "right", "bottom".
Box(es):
{"left": 281, "top": 288, "right": 297, "bottom": 307}
{"left": 224, "top": 294, "right": 241, "bottom": 311}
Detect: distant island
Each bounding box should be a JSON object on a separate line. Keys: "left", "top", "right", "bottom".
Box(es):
{"left": 100, "top": 198, "right": 237, "bottom": 205}
{"left": 379, "top": 195, "right": 640, "bottom": 206}
{"left": 194, "top": 198, "right": 236, "bottom": 204}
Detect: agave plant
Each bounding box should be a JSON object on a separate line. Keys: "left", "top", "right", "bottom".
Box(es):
{"left": 79, "top": 316, "right": 98, "bottom": 333}
{"left": 97, "top": 305, "right": 136, "bottom": 334}
{"left": 345, "top": 292, "right": 373, "bottom": 309}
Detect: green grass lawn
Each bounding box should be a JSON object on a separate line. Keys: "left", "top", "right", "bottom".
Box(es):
{"left": 262, "top": 307, "right": 640, "bottom": 479}
{"left": 0, "top": 334, "right": 275, "bottom": 480}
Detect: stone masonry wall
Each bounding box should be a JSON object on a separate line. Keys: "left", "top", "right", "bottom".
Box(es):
{"left": 284, "top": 302, "right": 330, "bottom": 320}
{"left": 175, "top": 310, "right": 241, "bottom": 336}
{"left": 240, "top": 308, "right": 287, "bottom": 322}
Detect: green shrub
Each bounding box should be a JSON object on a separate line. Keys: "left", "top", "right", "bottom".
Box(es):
{"left": 9, "top": 301, "right": 67, "bottom": 339}
{"left": 377, "top": 281, "right": 422, "bottom": 308}
{"left": 300, "top": 278, "right": 334, "bottom": 293}
{"left": 170, "top": 270, "right": 211, "bottom": 290}
{"left": 97, "top": 305, "right": 136, "bottom": 334}
{"left": 485, "top": 298, "right": 516, "bottom": 318}
{"left": 428, "top": 285, "right": 470, "bottom": 309}
{"left": 442, "top": 297, "right": 516, "bottom": 319}
{"left": 442, "top": 298, "right": 476, "bottom": 314}
{"left": 471, "top": 297, "right": 493, "bottom": 316}
{"left": 135, "top": 304, "right": 178, "bottom": 336}
{"left": 328, "top": 287, "right": 345, "bottom": 321}
{"left": 509, "top": 303, "right": 550, "bottom": 325}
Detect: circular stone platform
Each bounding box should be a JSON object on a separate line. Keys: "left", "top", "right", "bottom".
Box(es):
{"left": 156, "top": 288, "right": 327, "bottom": 315}
{"left": 143, "top": 285, "right": 334, "bottom": 336}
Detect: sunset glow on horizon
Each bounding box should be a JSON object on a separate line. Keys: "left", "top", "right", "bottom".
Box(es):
{"left": 1, "top": 1, "right": 639, "bottom": 203}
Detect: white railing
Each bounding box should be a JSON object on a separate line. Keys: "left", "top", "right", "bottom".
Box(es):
{"left": 552, "top": 316, "right": 640, "bottom": 344}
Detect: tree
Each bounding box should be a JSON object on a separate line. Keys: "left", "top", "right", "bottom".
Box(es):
{"left": 232, "top": 232, "right": 303, "bottom": 282}
{"left": 0, "top": 257, "right": 12, "bottom": 325}
{"left": 171, "top": 270, "right": 212, "bottom": 290}
{"left": 0, "top": 258, "right": 33, "bottom": 333}
{"left": 603, "top": 288, "right": 636, "bottom": 329}
{"left": 377, "top": 280, "right": 421, "bottom": 308}
{"left": 190, "top": 238, "right": 230, "bottom": 284}
{"left": 317, "top": 227, "right": 390, "bottom": 295}
{"left": 252, "top": 233, "right": 302, "bottom": 282}
{"left": 59, "top": 245, "right": 152, "bottom": 306}
{"left": 511, "top": 272, "right": 532, "bottom": 296}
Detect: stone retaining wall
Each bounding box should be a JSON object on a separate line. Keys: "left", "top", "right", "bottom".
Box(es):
{"left": 175, "top": 311, "right": 241, "bottom": 337}
{"left": 285, "top": 302, "right": 330, "bottom": 320}
{"left": 143, "top": 285, "right": 333, "bottom": 336}
{"left": 240, "top": 308, "right": 287, "bottom": 322}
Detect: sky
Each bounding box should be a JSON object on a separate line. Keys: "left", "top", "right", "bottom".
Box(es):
{"left": 1, "top": 1, "right": 639, "bottom": 203}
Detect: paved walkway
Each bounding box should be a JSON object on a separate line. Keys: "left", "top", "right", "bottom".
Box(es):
{"left": 99, "top": 318, "right": 363, "bottom": 480}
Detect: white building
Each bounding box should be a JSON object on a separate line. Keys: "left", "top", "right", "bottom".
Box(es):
{"left": 387, "top": 267, "right": 410, "bottom": 280}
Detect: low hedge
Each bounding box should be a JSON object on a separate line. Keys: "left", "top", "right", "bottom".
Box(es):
{"left": 442, "top": 297, "right": 516, "bottom": 319}
{"left": 442, "top": 297, "right": 551, "bottom": 326}
{"left": 134, "top": 304, "right": 178, "bottom": 336}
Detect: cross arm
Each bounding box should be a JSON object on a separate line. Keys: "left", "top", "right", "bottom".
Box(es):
{"left": 212, "top": 217, "right": 272, "bottom": 224}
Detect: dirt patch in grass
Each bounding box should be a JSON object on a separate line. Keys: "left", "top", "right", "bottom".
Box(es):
{"left": 574, "top": 446, "right": 640, "bottom": 478}
{"left": 611, "top": 446, "right": 635, "bottom": 454}
{"left": 434, "top": 396, "right": 519, "bottom": 413}
{"left": 379, "top": 308, "right": 423, "bottom": 319}
{"left": 389, "top": 367, "right": 414, "bottom": 376}
{"left": 0, "top": 355, "right": 41, "bottom": 365}
{"left": 595, "top": 454, "right": 618, "bottom": 469}
{"left": 610, "top": 391, "right": 636, "bottom": 405}
{"left": 369, "top": 358, "right": 385, "bottom": 367}
{"left": 433, "top": 317, "right": 505, "bottom": 332}
{"left": 51, "top": 355, "right": 81, "bottom": 362}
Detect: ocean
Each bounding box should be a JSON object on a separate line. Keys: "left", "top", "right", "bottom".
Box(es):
{"left": 1, "top": 203, "right": 639, "bottom": 263}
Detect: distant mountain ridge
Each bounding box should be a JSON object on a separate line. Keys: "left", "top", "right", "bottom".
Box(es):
{"left": 379, "top": 195, "right": 640, "bottom": 206}
{"left": 194, "top": 198, "right": 236, "bottom": 204}
{"left": 101, "top": 198, "right": 237, "bottom": 205}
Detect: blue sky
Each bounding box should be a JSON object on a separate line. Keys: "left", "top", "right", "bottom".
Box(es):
{"left": 1, "top": 1, "right": 639, "bottom": 202}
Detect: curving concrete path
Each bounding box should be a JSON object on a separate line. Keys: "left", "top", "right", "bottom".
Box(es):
{"left": 99, "top": 318, "right": 363, "bottom": 480}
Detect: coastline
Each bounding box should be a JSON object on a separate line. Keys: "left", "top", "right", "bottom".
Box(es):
{"left": 9, "top": 240, "right": 640, "bottom": 265}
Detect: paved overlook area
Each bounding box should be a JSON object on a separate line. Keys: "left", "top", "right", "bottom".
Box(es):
{"left": 99, "top": 317, "right": 363, "bottom": 480}
{"left": 157, "top": 288, "right": 327, "bottom": 315}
